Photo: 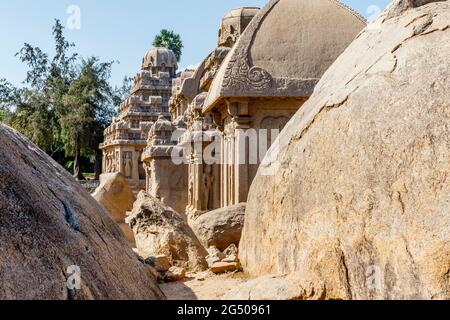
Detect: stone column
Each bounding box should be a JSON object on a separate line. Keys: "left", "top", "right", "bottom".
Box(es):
{"left": 234, "top": 122, "right": 251, "bottom": 204}
{"left": 193, "top": 138, "right": 203, "bottom": 211}
{"left": 187, "top": 160, "right": 193, "bottom": 210}
{"left": 118, "top": 149, "right": 124, "bottom": 175}
{"left": 223, "top": 134, "right": 230, "bottom": 207}
{"left": 115, "top": 150, "right": 120, "bottom": 173}
{"left": 229, "top": 132, "right": 235, "bottom": 205}
{"left": 132, "top": 150, "right": 140, "bottom": 181}
{"left": 213, "top": 164, "right": 221, "bottom": 209}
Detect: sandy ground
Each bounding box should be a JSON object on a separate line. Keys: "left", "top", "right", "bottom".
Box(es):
{"left": 160, "top": 272, "right": 247, "bottom": 300}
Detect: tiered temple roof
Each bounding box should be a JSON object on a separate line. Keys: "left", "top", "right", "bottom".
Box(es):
{"left": 100, "top": 47, "right": 177, "bottom": 184}
{"left": 101, "top": 48, "right": 177, "bottom": 150}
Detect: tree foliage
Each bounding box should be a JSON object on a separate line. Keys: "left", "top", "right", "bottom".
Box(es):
{"left": 111, "top": 76, "right": 134, "bottom": 111}
{"left": 0, "top": 19, "right": 124, "bottom": 179}
{"left": 153, "top": 29, "right": 183, "bottom": 62}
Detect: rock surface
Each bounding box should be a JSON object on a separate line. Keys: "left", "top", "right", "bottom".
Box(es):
{"left": 92, "top": 173, "right": 136, "bottom": 244}
{"left": 210, "top": 262, "right": 240, "bottom": 274}
{"left": 223, "top": 274, "right": 325, "bottom": 300}
{"left": 206, "top": 247, "right": 226, "bottom": 268}
{"left": 165, "top": 267, "right": 187, "bottom": 282}
{"left": 383, "top": 0, "right": 446, "bottom": 19}
{"left": 160, "top": 272, "right": 247, "bottom": 300}
{"left": 191, "top": 203, "right": 246, "bottom": 252}
{"left": 240, "top": 1, "right": 450, "bottom": 300}
{"left": 0, "top": 124, "right": 165, "bottom": 300}
{"left": 127, "top": 192, "right": 208, "bottom": 271}
{"left": 222, "top": 244, "right": 239, "bottom": 263}
{"left": 146, "top": 255, "right": 171, "bottom": 272}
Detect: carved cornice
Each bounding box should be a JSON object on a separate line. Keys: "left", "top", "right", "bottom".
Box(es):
{"left": 217, "top": 0, "right": 319, "bottom": 100}
{"left": 221, "top": 0, "right": 278, "bottom": 94}
{"left": 204, "top": 0, "right": 365, "bottom": 112}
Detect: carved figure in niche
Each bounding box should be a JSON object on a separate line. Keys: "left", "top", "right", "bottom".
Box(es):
{"left": 106, "top": 153, "right": 112, "bottom": 173}
{"left": 202, "top": 165, "right": 215, "bottom": 210}
{"left": 115, "top": 152, "right": 120, "bottom": 173}
{"left": 188, "top": 172, "right": 194, "bottom": 207}
{"left": 110, "top": 152, "right": 115, "bottom": 172}
{"left": 110, "top": 153, "right": 114, "bottom": 172}
{"left": 124, "top": 153, "right": 133, "bottom": 178}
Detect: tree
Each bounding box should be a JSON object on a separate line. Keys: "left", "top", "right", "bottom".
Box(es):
{"left": 60, "top": 57, "right": 115, "bottom": 180}
{"left": 0, "top": 20, "right": 77, "bottom": 157}
{"left": 153, "top": 29, "right": 183, "bottom": 62}
{"left": 0, "top": 19, "right": 117, "bottom": 179}
{"left": 111, "top": 76, "right": 134, "bottom": 111}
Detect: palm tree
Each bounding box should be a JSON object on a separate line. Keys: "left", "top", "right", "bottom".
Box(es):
{"left": 153, "top": 29, "right": 183, "bottom": 62}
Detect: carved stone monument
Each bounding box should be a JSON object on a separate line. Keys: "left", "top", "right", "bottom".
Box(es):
{"left": 100, "top": 47, "right": 177, "bottom": 193}
{"left": 202, "top": 0, "right": 367, "bottom": 207}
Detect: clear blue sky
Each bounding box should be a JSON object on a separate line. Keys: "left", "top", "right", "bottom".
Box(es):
{"left": 0, "top": 0, "right": 390, "bottom": 88}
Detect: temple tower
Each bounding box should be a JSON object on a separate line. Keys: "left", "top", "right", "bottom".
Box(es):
{"left": 100, "top": 47, "right": 177, "bottom": 193}
{"left": 164, "top": 7, "right": 260, "bottom": 219}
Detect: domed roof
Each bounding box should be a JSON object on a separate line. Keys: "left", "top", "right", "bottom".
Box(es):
{"left": 219, "top": 7, "right": 260, "bottom": 47}
{"left": 142, "top": 47, "right": 177, "bottom": 70}
{"left": 204, "top": 0, "right": 366, "bottom": 111}
{"left": 152, "top": 115, "right": 174, "bottom": 132}
{"left": 222, "top": 7, "right": 260, "bottom": 20}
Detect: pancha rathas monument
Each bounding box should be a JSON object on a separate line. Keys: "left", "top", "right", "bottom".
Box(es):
{"left": 100, "top": 0, "right": 366, "bottom": 221}
{"left": 100, "top": 47, "right": 177, "bottom": 192}
{"left": 3, "top": 0, "right": 449, "bottom": 301}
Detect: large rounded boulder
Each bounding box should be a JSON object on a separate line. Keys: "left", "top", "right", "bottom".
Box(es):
{"left": 127, "top": 192, "right": 208, "bottom": 271}
{"left": 240, "top": 0, "right": 450, "bottom": 300}
{"left": 93, "top": 172, "right": 136, "bottom": 244}
{"left": 191, "top": 203, "right": 246, "bottom": 252}
{"left": 0, "top": 124, "right": 165, "bottom": 300}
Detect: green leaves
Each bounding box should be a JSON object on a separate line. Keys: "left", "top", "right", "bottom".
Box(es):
{"left": 60, "top": 57, "right": 115, "bottom": 158}
{"left": 112, "top": 76, "right": 134, "bottom": 110}
{"left": 153, "top": 29, "right": 183, "bottom": 62}
{"left": 15, "top": 44, "right": 49, "bottom": 88}
{"left": 0, "top": 19, "right": 119, "bottom": 175}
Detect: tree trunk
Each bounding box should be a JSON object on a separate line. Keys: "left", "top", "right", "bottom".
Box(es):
{"left": 94, "top": 148, "right": 102, "bottom": 180}
{"left": 73, "top": 135, "right": 85, "bottom": 181}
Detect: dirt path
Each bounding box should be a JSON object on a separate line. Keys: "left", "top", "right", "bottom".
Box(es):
{"left": 160, "top": 272, "right": 247, "bottom": 300}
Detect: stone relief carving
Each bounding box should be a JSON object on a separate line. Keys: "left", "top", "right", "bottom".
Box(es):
{"left": 115, "top": 152, "right": 120, "bottom": 173}
{"left": 221, "top": 1, "right": 279, "bottom": 93}
{"left": 188, "top": 170, "right": 194, "bottom": 207}
{"left": 124, "top": 152, "right": 133, "bottom": 178}
{"left": 106, "top": 153, "right": 111, "bottom": 173}
{"left": 106, "top": 151, "right": 117, "bottom": 173}
{"left": 202, "top": 165, "right": 215, "bottom": 210}
{"left": 222, "top": 52, "right": 273, "bottom": 92}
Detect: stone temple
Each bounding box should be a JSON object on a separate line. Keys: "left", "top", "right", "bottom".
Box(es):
{"left": 101, "top": 0, "right": 366, "bottom": 221}
{"left": 201, "top": 0, "right": 366, "bottom": 209}
{"left": 100, "top": 47, "right": 177, "bottom": 193}
{"left": 141, "top": 7, "right": 261, "bottom": 216}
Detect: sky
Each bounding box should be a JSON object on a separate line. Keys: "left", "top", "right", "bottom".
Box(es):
{"left": 0, "top": 0, "right": 390, "bottom": 88}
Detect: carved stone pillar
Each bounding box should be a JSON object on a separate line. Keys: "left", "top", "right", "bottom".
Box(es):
{"left": 118, "top": 149, "right": 124, "bottom": 175}
{"left": 132, "top": 150, "right": 140, "bottom": 181}
{"left": 234, "top": 119, "right": 251, "bottom": 204}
